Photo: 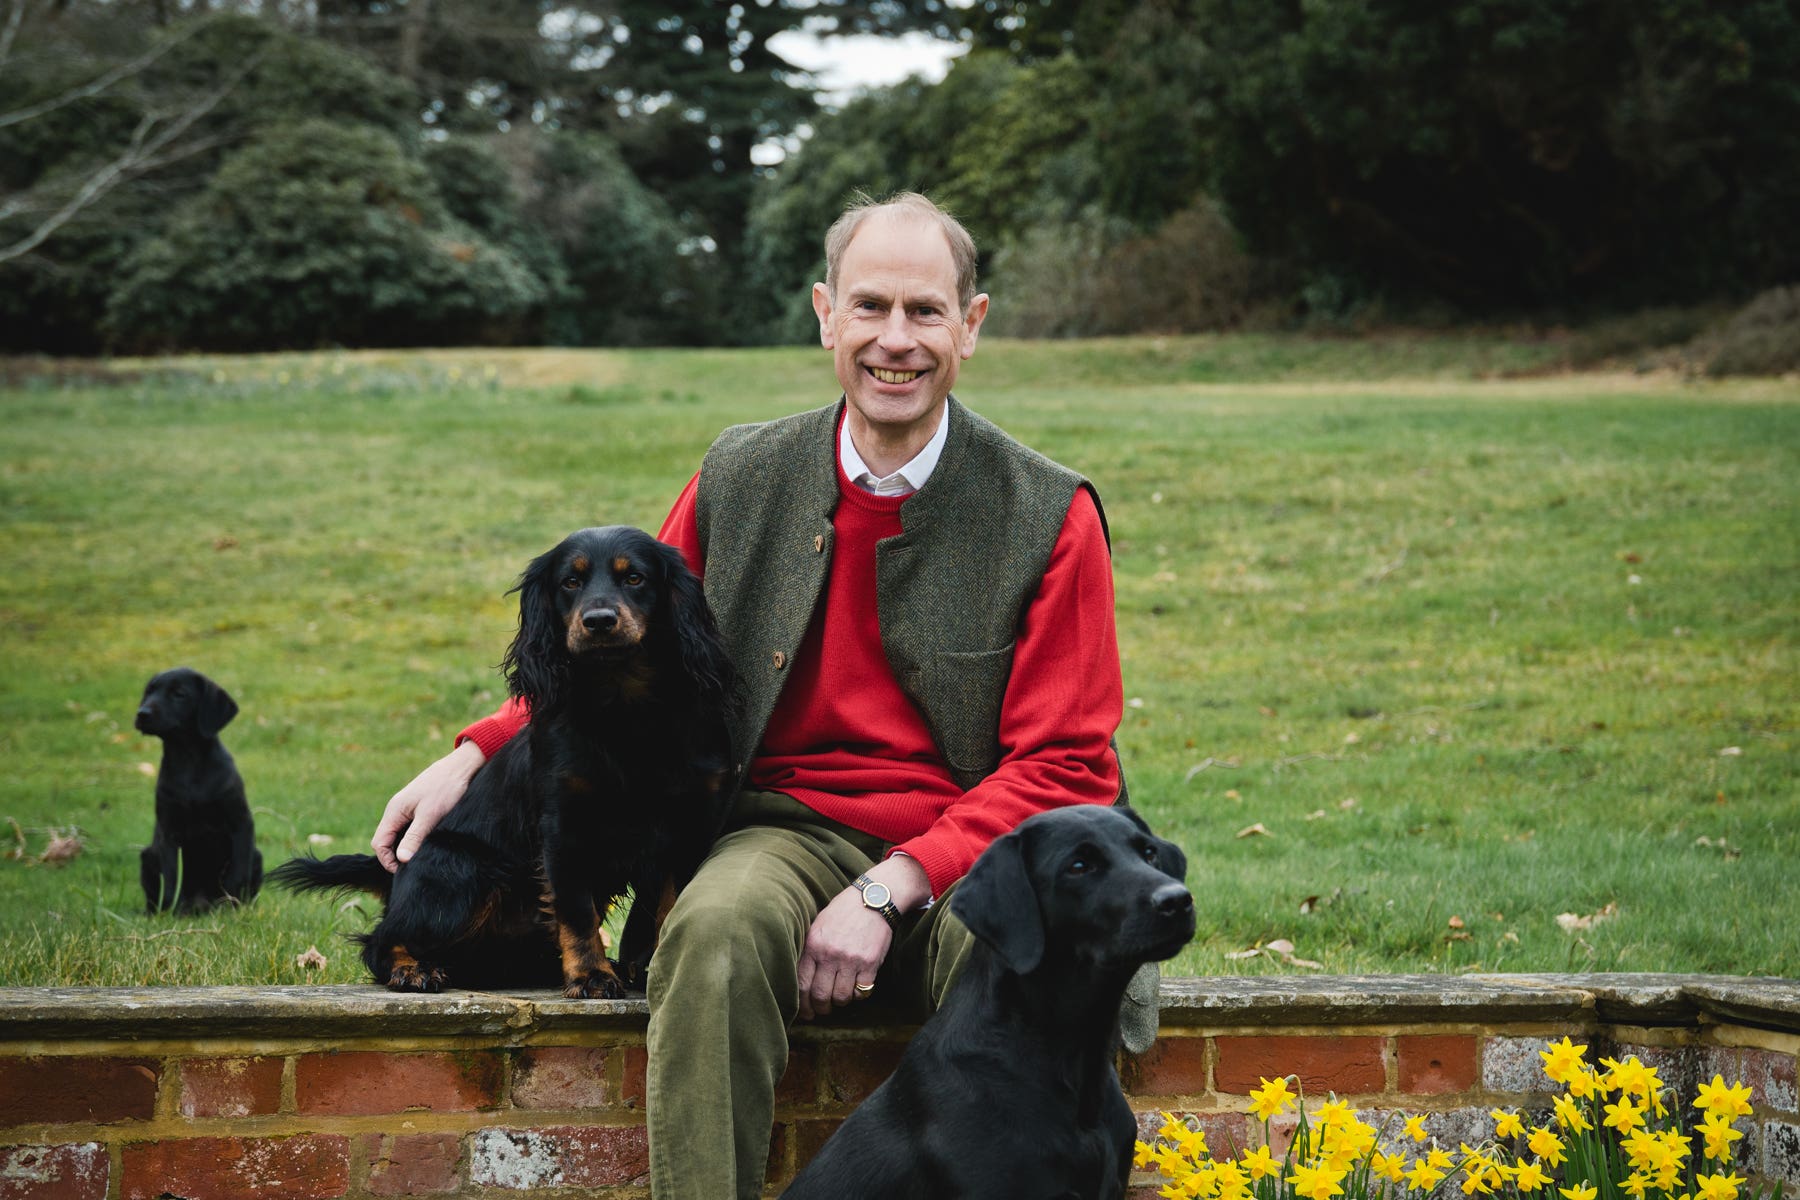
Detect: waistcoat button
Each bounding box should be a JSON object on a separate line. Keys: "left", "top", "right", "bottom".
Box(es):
{"left": 772, "top": 651, "right": 787, "bottom": 669}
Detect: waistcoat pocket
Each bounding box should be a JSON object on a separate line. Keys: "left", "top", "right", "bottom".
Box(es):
{"left": 919, "top": 642, "right": 1017, "bottom": 781}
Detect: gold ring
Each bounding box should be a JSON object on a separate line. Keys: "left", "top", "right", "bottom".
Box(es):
{"left": 854, "top": 981, "right": 875, "bottom": 995}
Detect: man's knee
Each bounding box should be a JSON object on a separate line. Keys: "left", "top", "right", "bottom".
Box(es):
{"left": 651, "top": 880, "right": 806, "bottom": 1003}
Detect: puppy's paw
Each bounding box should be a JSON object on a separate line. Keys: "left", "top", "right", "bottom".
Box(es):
{"left": 387, "top": 962, "right": 449, "bottom": 993}
{"left": 563, "top": 964, "right": 626, "bottom": 1000}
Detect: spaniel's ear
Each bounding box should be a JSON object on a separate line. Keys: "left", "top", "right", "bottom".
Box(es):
{"left": 656, "top": 540, "right": 735, "bottom": 709}
{"left": 502, "top": 539, "right": 569, "bottom": 711}
{"left": 950, "top": 826, "right": 1045, "bottom": 974}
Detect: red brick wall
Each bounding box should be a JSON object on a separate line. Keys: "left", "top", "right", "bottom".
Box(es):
{"left": 0, "top": 980, "right": 1795, "bottom": 1199}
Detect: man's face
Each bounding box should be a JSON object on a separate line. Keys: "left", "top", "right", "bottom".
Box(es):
{"left": 812, "top": 214, "right": 989, "bottom": 456}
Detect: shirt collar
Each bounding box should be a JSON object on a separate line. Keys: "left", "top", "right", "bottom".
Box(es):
{"left": 839, "top": 403, "right": 950, "bottom": 497}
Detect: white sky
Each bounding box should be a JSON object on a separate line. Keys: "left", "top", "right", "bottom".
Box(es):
{"left": 767, "top": 29, "right": 968, "bottom": 107}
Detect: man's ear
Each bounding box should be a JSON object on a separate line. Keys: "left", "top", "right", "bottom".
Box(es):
{"left": 960, "top": 292, "right": 989, "bottom": 359}
{"left": 811, "top": 282, "right": 836, "bottom": 349}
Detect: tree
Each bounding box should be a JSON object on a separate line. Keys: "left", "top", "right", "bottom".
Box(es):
{"left": 1190, "top": 0, "right": 1800, "bottom": 310}
{"left": 104, "top": 119, "right": 548, "bottom": 350}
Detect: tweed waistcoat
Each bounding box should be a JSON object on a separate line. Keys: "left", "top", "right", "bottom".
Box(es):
{"left": 693, "top": 396, "right": 1111, "bottom": 795}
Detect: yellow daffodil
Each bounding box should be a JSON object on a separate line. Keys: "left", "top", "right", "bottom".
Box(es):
{"left": 1561, "top": 1184, "right": 1598, "bottom": 1200}
{"left": 1621, "top": 1172, "right": 1653, "bottom": 1199}
{"left": 1372, "top": 1151, "right": 1407, "bottom": 1183}
{"left": 1214, "top": 1159, "right": 1250, "bottom": 1200}
{"left": 1427, "top": 1147, "right": 1456, "bottom": 1171}
{"left": 1405, "top": 1114, "right": 1430, "bottom": 1142}
{"left": 1604, "top": 1096, "right": 1647, "bottom": 1135}
{"left": 1609, "top": 1056, "right": 1655, "bottom": 1101}
{"left": 1514, "top": 1160, "right": 1552, "bottom": 1192}
{"left": 1701, "top": 1110, "right": 1745, "bottom": 1161}
{"left": 1541, "top": 1036, "right": 1589, "bottom": 1084}
{"left": 1287, "top": 1161, "right": 1348, "bottom": 1200}
{"left": 1314, "top": 1098, "right": 1356, "bottom": 1129}
{"left": 1566, "top": 1068, "right": 1599, "bottom": 1100}
{"left": 1239, "top": 1145, "right": 1279, "bottom": 1181}
{"left": 1136, "top": 1141, "right": 1159, "bottom": 1170}
{"left": 1554, "top": 1093, "right": 1595, "bottom": 1133}
{"left": 1528, "top": 1125, "right": 1568, "bottom": 1166}
{"left": 1407, "top": 1160, "right": 1447, "bottom": 1192}
{"left": 1492, "top": 1108, "right": 1526, "bottom": 1139}
{"left": 1695, "top": 1075, "right": 1755, "bottom": 1120}
{"left": 1249, "top": 1076, "right": 1298, "bottom": 1121}
{"left": 1695, "top": 1171, "right": 1748, "bottom": 1200}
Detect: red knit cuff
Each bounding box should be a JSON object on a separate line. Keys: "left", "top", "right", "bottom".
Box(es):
{"left": 454, "top": 715, "right": 524, "bottom": 761}
{"left": 887, "top": 838, "right": 967, "bottom": 901}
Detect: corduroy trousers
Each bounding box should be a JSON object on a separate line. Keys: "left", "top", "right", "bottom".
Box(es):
{"left": 644, "top": 789, "right": 976, "bottom": 1200}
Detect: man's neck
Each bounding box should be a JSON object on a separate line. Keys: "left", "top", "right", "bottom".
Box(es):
{"left": 844, "top": 402, "right": 947, "bottom": 480}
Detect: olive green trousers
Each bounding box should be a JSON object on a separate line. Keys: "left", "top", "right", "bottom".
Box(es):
{"left": 644, "top": 790, "right": 977, "bottom": 1200}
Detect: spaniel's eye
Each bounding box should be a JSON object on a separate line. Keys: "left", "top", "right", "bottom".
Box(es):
{"left": 623, "top": 572, "right": 646, "bottom": 587}
{"left": 560, "top": 575, "right": 582, "bottom": 591}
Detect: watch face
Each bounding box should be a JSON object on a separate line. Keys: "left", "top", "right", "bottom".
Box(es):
{"left": 862, "top": 881, "right": 891, "bottom": 908}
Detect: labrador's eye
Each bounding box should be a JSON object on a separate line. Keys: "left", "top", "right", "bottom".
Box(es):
{"left": 1141, "top": 844, "right": 1158, "bottom": 864}
{"left": 1067, "top": 857, "right": 1091, "bottom": 875}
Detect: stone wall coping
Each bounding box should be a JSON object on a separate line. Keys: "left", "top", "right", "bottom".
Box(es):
{"left": 0, "top": 974, "right": 1793, "bottom": 1044}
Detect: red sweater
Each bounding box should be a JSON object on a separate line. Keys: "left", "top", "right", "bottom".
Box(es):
{"left": 458, "top": 460, "right": 1123, "bottom": 896}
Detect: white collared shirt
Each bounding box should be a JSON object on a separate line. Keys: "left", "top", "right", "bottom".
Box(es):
{"left": 839, "top": 404, "right": 950, "bottom": 496}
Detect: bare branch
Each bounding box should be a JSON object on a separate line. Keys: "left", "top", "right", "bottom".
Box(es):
{"left": 0, "top": 46, "right": 263, "bottom": 266}
{"left": 0, "top": 12, "right": 220, "bottom": 130}
{"left": 0, "top": 0, "right": 30, "bottom": 80}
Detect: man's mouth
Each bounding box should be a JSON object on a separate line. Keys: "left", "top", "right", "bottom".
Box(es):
{"left": 866, "top": 366, "right": 925, "bottom": 385}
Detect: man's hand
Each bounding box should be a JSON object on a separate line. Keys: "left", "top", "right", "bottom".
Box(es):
{"left": 371, "top": 740, "right": 485, "bottom": 872}
{"left": 796, "top": 855, "right": 930, "bottom": 1020}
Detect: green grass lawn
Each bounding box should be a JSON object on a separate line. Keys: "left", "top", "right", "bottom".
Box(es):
{"left": 1, "top": 335, "right": 1794, "bottom": 986}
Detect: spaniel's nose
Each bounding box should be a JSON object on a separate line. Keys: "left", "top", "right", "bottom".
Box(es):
{"left": 582, "top": 607, "right": 620, "bottom": 632}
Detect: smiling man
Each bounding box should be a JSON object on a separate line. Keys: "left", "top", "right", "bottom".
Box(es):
{"left": 371, "top": 192, "right": 1128, "bottom": 1200}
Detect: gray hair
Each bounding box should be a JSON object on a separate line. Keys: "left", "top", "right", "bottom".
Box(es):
{"left": 823, "top": 191, "right": 980, "bottom": 313}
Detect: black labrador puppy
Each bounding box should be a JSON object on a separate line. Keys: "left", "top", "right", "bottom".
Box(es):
{"left": 783, "top": 804, "right": 1194, "bottom": 1200}
{"left": 136, "top": 667, "right": 262, "bottom": 913}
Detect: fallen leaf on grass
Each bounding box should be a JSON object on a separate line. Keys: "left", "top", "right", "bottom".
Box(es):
{"left": 1718, "top": 746, "right": 1743, "bottom": 757}
{"left": 1226, "top": 938, "right": 1326, "bottom": 969}
{"left": 1555, "top": 902, "right": 1618, "bottom": 933}
{"left": 136, "top": 762, "right": 156, "bottom": 777}
{"left": 40, "top": 830, "right": 84, "bottom": 865}
{"left": 1235, "top": 822, "right": 1271, "bottom": 839}
{"left": 1303, "top": 809, "right": 1327, "bottom": 821}
{"left": 296, "top": 946, "right": 328, "bottom": 971}
{"left": 1447, "top": 915, "right": 1466, "bottom": 929}
{"left": 308, "top": 833, "right": 335, "bottom": 847}
{"left": 4, "top": 818, "right": 25, "bottom": 861}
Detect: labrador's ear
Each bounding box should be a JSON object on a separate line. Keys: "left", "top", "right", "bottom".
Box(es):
{"left": 195, "top": 676, "right": 238, "bottom": 737}
{"left": 951, "top": 828, "right": 1045, "bottom": 974}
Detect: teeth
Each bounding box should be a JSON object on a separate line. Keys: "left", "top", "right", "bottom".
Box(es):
{"left": 870, "top": 367, "right": 922, "bottom": 384}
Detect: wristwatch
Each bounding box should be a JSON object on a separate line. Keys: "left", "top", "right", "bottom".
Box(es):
{"left": 852, "top": 873, "right": 902, "bottom": 928}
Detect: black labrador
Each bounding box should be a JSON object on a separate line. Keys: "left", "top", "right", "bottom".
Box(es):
{"left": 782, "top": 804, "right": 1194, "bottom": 1200}
{"left": 136, "top": 667, "right": 262, "bottom": 913}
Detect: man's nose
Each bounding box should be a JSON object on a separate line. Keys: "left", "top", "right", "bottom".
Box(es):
{"left": 876, "top": 307, "right": 916, "bottom": 353}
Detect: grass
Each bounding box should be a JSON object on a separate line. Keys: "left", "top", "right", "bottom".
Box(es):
{"left": 1, "top": 333, "right": 1795, "bottom": 986}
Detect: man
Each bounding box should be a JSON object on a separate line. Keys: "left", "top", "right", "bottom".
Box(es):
{"left": 372, "top": 192, "right": 1127, "bottom": 1199}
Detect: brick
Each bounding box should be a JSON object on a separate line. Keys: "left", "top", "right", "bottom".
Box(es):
{"left": 792, "top": 1117, "right": 844, "bottom": 1173}
{"left": 0, "top": 1143, "right": 109, "bottom": 1200}
{"left": 0, "top": 1057, "right": 158, "bottom": 1126}
{"left": 295, "top": 1051, "right": 501, "bottom": 1115}
{"left": 362, "top": 1133, "right": 462, "bottom": 1196}
{"left": 776, "top": 1044, "right": 820, "bottom": 1107}
{"left": 1765, "top": 1120, "right": 1800, "bottom": 1188}
{"left": 1215, "top": 1036, "right": 1384, "bottom": 1097}
{"left": 1123, "top": 1036, "right": 1209, "bottom": 1098}
{"left": 469, "top": 1126, "right": 649, "bottom": 1189}
{"left": 766, "top": 1121, "right": 789, "bottom": 1186}
{"left": 823, "top": 1041, "right": 907, "bottom": 1106}
{"left": 1482, "top": 1036, "right": 1555, "bottom": 1095}
{"left": 121, "top": 1135, "right": 350, "bottom": 1200}
{"left": 620, "top": 1046, "right": 646, "bottom": 1110}
{"left": 179, "top": 1056, "right": 284, "bottom": 1119}
{"left": 512, "top": 1047, "right": 610, "bottom": 1110}
{"left": 1744, "top": 1049, "right": 1797, "bottom": 1113}
{"left": 1397, "top": 1036, "right": 1478, "bottom": 1095}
